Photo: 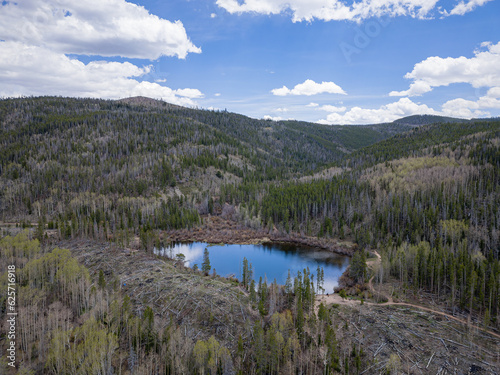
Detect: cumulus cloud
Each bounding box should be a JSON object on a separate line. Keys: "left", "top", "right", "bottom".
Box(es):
{"left": 318, "top": 98, "right": 437, "bottom": 125}
{"left": 486, "top": 87, "right": 500, "bottom": 98}
{"left": 440, "top": 98, "right": 490, "bottom": 118}
{"left": 263, "top": 115, "right": 283, "bottom": 121}
{"left": 0, "top": 0, "right": 201, "bottom": 59}
{"left": 272, "top": 79, "right": 346, "bottom": 96}
{"left": 389, "top": 81, "right": 432, "bottom": 97}
{"left": 216, "top": 0, "right": 487, "bottom": 22}
{"left": 441, "top": 88, "right": 500, "bottom": 118}
{"left": 391, "top": 42, "right": 500, "bottom": 97}
{"left": 316, "top": 90, "right": 500, "bottom": 125}
{"left": 0, "top": 42, "right": 203, "bottom": 106}
{"left": 306, "top": 102, "right": 319, "bottom": 107}
{"left": 0, "top": 0, "right": 204, "bottom": 103}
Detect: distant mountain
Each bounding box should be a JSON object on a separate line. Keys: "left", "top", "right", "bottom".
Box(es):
{"left": 392, "top": 114, "right": 470, "bottom": 126}
{"left": 117, "top": 96, "right": 184, "bottom": 111}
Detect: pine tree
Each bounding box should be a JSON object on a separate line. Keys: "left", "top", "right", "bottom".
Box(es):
{"left": 350, "top": 250, "right": 367, "bottom": 283}
{"left": 98, "top": 269, "right": 106, "bottom": 289}
{"left": 202, "top": 248, "right": 211, "bottom": 275}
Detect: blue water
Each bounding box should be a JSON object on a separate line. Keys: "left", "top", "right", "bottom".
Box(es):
{"left": 155, "top": 242, "right": 350, "bottom": 293}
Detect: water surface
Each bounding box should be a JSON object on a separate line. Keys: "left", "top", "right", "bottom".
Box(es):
{"left": 156, "top": 242, "right": 349, "bottom": 292}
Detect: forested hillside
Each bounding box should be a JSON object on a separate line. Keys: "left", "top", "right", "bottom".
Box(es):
{"left": 1, "top": 96, "right": 499, "bottom": 374}
{"left": 256, "top": 120, "right": 500, "bottom": 326}
{"left": 0, "top": 96, "right": 408, "bottom": 236}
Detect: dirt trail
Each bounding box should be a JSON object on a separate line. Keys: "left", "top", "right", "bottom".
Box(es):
{"left": 314, "top": 249, "right": 500, "bottom": 340}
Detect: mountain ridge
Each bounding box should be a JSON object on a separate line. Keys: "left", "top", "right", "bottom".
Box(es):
{"left": 114, "top": 96, "right": 484, "bottom": 127}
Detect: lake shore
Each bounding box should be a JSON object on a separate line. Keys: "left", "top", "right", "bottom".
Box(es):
{"left": 163, "top": 215, "right": 356, "bottom": 257}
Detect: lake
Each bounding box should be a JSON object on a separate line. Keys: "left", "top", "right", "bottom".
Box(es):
{"left": 155, "top": 242, "right": 350, "bottom": 293}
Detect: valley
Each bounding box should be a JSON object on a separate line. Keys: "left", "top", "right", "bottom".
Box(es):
{"left": 0, "top": 96, "right": 499, "bottom": 374}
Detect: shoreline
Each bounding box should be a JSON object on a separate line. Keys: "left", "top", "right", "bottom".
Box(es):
{"left": 164, "top": 216, "right": 355, "bottom": 257}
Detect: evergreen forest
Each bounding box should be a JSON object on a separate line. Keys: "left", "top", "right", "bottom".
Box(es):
{"left": 0, "top": 96, "right": 499, "bottom": 374}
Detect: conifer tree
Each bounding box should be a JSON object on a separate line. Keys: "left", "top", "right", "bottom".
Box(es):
{"left": 202, "top": 248, "right": 211, "bottom": 275}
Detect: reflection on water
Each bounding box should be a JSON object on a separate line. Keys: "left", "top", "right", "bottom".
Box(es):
{"left": 155, "top": 242, "right": 350, "bottom": 292}
{"left": 155, "top": 243, "right": 205, "bottom": 267}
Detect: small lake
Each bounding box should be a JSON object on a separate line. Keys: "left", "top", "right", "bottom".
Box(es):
{"left": 155, "top": 242, "right": 350, "bottom": 293}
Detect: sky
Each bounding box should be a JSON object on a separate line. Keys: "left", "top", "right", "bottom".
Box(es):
{"left": 0, "top": 0, "right": 499, "bottom": 125}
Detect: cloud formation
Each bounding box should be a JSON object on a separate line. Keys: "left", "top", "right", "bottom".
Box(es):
{"left": 317, "top": 84, "right": 500, "bottom": 124}
{"left": 0, "top": 0, "right": 203, "bottom": 103}
{"left": 216, "top": 0, "right": 488, "bottom": 22}
{"left": 390, "top": 42, "right": 500, "bottom": 97}
{"left": 0, "top": 42, "right": 203, "bottom": 106}
{"left": 318, "top": 98, "right": 437, "bottom": 125}
{"left": 263, "top": 115, "right": 283, "bottom": 121}
{"left": 272, "top": 79, "right": 346, "bottom": 96}
{"left": 441, "top": 87, "right": 500, "bottom": 118}
{"left": 448, "top": 0, "right": 493, "bottom": 16}
{"left": 0, "top": 0, "right": 200, "bottom": 59}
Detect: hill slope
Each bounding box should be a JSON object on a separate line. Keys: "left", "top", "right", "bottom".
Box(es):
{"left": 392, "top": 114, "right": 470, "bottom": 126}
{"left": 1, "top": 96, "right": 499, "bottom": 374}
{"left": 0, "top": 96, "right": 410, "bottom": 224}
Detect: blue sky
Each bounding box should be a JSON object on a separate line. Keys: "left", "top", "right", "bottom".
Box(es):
{"left": 1, "top": 0, "right": 499, "bottom": 124}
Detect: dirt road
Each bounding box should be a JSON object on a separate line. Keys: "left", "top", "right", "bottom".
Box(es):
{"left": 314, "top": 250, "right": 500, "bottom": 340}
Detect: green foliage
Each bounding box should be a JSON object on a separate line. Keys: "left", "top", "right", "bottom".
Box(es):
{"left": 0, "top": 230, "right": 40, "bottom": 259}
{"left": 98, "top": 269, "right": 106, "bottom": 289}
{"left": 202, "top": 248, "right": 211, "bottom": 274}
{"left": 47, "top": 318, "right": 118, "bottom": 374}
{"left": 193, "top": 336, "right": 232, "bottom": 375}
{"left": 242, "top": 257, "right": 253, "bottom": 290}
{"left": 317, "top": 302, "right": 328, "bottom": 322}
{"left": 350, "top": 250, "right": 367, "bottom": 283}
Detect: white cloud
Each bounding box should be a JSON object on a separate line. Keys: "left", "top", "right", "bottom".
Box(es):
{"left": 391, "top": 42, "right": 500, "bottom": 97}
{"left": 486, "top": 87, "right": 500, "bottom": 98}
{"left": 272, "top": 79, "right": 346, "bottom": 96}
{"left": 174, "top": 88, "right": 204, "bottom": 99}
{"left": 211, "top": 13, "right": 218, "bottom": 18}
{"left": 214, "top": 93, "right": 221, "bottom": 97}
{"left": 441, "top": 98, "right": 490, "bottom": 118}
{"left": 448, "top": 0, "right": 493, "bottom": 16}
{"left": 316, "top": 105, "right": 347, "bottom": 112}
{"left": 276, "top": 107, "right": 289, "bottom": 112}
{"left": 316, "top": 91, "right": 500, "bottom": 125}
{"left": 389, "top": 81, "right": 432, "bottom": 97}
{"left": 306, "top": 102, "right": 319, "bottom": 107}
{"left": 318, "top": 98, "right": 437, "bottom": 125}
{"left": 0, "top": 42, "right": 203, "bottom": 106}
{"left": 0, "top": 0, "right": 200, "bottom": 59}
{"left": 441, "top": 88, "right": 500, "bottom": 118}
{"left": 216, "top": 0, "right": 486, "bottom": 22}
{"left": 263, "top": 115, "right": 283, "bottom": 121}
